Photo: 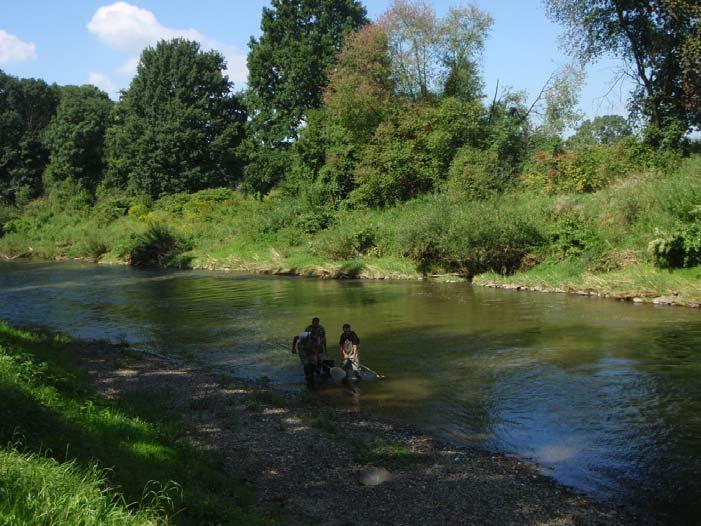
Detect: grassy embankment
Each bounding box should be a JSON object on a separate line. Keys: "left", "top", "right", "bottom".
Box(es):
{"left": 1, "top": 156, "right": 700, "bottom": 304}
{"left": 0, "top": 321, "right": 272, "bottom": 525}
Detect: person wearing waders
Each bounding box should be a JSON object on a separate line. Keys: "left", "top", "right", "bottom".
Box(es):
{"left": 339, "top": 323, "right": 361, "bottom": 381}
{"left": 305, "top": 317, "right": 327, "bottom": 376}
{"left": 292, "top": 326, "right": 323, "bottom": 388}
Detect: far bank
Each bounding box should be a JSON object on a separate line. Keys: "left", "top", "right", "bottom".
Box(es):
{"left": 2, "top": 155, "right": 701, "bottom": 308}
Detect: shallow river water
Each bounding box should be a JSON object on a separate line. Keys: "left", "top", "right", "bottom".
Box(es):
{"left": 1, "top": 261, "right": 700, "bottom": 521}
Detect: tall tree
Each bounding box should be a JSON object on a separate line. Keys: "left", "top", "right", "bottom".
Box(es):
{"left": 379, "top": 0, "right": 492, "bottom": 100}
{"left": 439, "top": 5, "right": 493, "bottom": 100}
{"left": 44, "top": 85, "right": 113, "bottom": 194}
{"left": 105, "top": 39, "right": 246, "bottom": 198}
{"left": 324, "top": 24, "right": 394, "bottom": 144}
{"left": 544, "top": 0, "right": 701, "bottom": 139}
{"left": 0, "top": 70, "right": 60, "bottom": 204}
{"left": 243, "top": 0, "right": 368, "bottom": 196}
{"left": 380, "top": 0, "right": 438, "bottom": 99}
{"left": 246, "top": 0, "right": 368, "bottom": 143}
{"left": 290, "top": 24, "right": 394, "bottom": 202}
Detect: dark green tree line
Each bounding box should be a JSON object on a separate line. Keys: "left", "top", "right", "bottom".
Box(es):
{"left": 0, "top": 71, "right": 60, "bottom": 204}
{"left": 44, "top": 85, "right": 114, "bottom": 194}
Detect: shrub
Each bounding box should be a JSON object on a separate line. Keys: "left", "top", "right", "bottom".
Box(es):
{"left": 350, "top": 104, "right": 439, "bottom": 207}
{"left": 91, "top": 196, "right": 133, "bottom": 226}
{"left": 442, "top": 204, "right": 544, "bottom": 276}
{"left": 3, "top": 218, "right": 32, "bottom": 235}
{"left": 314, "top": 225, "right": 377, "bottom": 260}
{"left": 546, "top": 200, "right": 606, "bottom": 261}
{"left": 296, "top": 207, "right": 335, "bottom": 234}
{"left": 522, "top": 141, "right": 642, "bottom": 194}
{"left": 649, "top": 223, "right": 701, "bottom": 269}
{"left": 445, "top": 147, "right": 511, "bottom": 200}
{"left": 128, "top": 223, "right": 192, "bottom": 268}
{"left": 396, "top": 196, "right": 545, "bottom": 276}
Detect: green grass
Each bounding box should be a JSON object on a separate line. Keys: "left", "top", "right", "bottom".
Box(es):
{"left": 352, "top": 438, "right": 425, "bottom": 469}
{"left": 2, "top": 156, "right": 701, "bottom": 301}
{"left": 476, "top": 262, "right": 701, "bottom": 305}
{"left": 0, "top": 449, "right": 165, "bottom": 526}
{"left": 0, "top": 322, "right": 273, "bottom": 525}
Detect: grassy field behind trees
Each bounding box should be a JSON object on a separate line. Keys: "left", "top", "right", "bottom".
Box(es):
{"left": 1, "top": 0, "right": 700, "bottom": 302}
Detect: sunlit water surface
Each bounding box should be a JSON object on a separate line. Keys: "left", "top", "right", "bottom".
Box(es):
{"left": 2, "top": 261, "right": 700, "bottom": 521}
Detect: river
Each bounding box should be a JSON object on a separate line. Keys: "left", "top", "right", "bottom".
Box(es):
{"left": 1, "top": 260, "right": 700, "bottom": 521}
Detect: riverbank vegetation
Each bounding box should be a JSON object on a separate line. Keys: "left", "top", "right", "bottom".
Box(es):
{"left": 1, "top": 0, "right": 700, "bottom": 300}
{"left": 0, "top": 322, "right": 271, "bottom": 525}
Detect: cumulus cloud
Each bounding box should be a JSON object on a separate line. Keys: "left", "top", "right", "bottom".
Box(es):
{"left": 87, "top": 2, "right": 247, "bottom": 86}
{"left": 0, "top": 29, "right": 37, "bottom": 65}
{"left": 88, "top": 72, "right": 118, "bottom": 96}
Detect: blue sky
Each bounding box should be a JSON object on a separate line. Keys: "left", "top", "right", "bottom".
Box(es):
{"left": 0, "top": 1, "right": 631, "bottom": 119}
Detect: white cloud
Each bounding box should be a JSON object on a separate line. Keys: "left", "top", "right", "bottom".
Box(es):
{"left": 118, "top": 56, "right": 140, "bottom": 76}
{"left": 87, "top": 2, "right": 247, "bottom": 86}
{"left": 88, "top": 72, "right": 118, "bottom": 96}
{"left": 0, "top": 29, "right": 37, "bottom": 65}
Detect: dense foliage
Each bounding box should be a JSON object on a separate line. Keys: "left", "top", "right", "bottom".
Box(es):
{"left": 0, "top": 0, "right": 699, "bottom": 282}
{"left": 44, "top": 85, "right": 114, "bottom": 194}
{"left": 243, "top": 0, "right": 368, "bottom": 194}
{"left": 105, "top": 39, "right": 246, "bottom": 198}
{"left": 544, "top": 0, "right": 701, "bottom": 141}
{"left": 0, "top": 71, "right": 60, "bottom": 204}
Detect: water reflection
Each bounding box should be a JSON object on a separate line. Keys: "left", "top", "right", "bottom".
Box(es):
{"left": 1, "top": 260, "right": 700, "bottom": 520}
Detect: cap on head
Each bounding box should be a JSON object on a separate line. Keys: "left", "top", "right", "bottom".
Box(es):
{"left": 342, "top": 323, "right": 351, "bottom": 330}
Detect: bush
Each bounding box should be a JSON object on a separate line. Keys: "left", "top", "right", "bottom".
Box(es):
{"left": 546, "top": 198, "right": 606, "bottom": 261}
{"left": 91, "top": 196, "right": 133, "bottom": 226}
{"left": 128, "top": 223, "right": 192, "bottom": 268}
{"left": 3, "top": 218, "right": 32, "bottom": 235}
{"left": 396, "top": 196, "right": 545, "bottom": 276}
{"left": 522, "top": 141, "right": 642, "bottom": 194}
{"left": 314, "top": 225, "right": 377, "bottom": 260}
{"left": 445, "top": 147, "right": 512, "bottom": 199}
{"left": 649, "top": 223, "right": 701, "bottom": 269}
{"left": 350, "top": 104, "right": 439, "bottom": 207}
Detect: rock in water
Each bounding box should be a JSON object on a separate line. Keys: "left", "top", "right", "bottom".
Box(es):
{"left": 357, "top": 467, "right": 393, "bottom": 486}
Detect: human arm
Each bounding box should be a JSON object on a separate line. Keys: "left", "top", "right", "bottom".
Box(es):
{"left": 292, "top": 336, "right": 299, "bottom": 354}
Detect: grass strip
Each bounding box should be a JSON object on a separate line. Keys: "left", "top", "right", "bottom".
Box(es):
{"left": 0, "top": 321, "right": 272, "bottom": 526}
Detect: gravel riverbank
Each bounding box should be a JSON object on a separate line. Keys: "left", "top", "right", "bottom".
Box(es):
{"left": 78, "top": 342, "right": 655, "bottom": 526}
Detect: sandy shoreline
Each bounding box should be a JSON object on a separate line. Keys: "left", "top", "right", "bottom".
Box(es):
{"left": 76, "top": 339, "right": 655, "bottom": 525}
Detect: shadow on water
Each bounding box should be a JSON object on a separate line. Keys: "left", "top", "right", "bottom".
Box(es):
{"left": 2, "top": 260, "right": 701, "bottom": 521}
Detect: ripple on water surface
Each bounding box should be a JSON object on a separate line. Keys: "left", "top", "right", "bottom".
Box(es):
{"left": 1, "top": 260, "right": 701, "bottom": 520}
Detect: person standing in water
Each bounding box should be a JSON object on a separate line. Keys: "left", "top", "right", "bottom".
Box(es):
{"left": 305, "top": 317, "right": 327, "bottom": 356}
{"left": 305, "top": 317, "right": 327, "bottom": 374}
{"left": 292, "top": 325, "right": 323, "bottom": 388}
{"left": 339, "top": 323, "right": 360, "bottom": 381}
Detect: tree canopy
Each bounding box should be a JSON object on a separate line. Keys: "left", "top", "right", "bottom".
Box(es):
{"left": 544, "top": 0, "right": 701, "bottom": 139}
{"left": 379, "top": 0, "right": 492, "bottom": 100}
{"left": 0, "top": 71, "right": 60, "bottom": 204}
{"left": 246, "top": 0, "right": 369, "bottom": 144}
{"left": 568, "top": 115, "right": 633, "bottom": 147}
{"left": 44, "top": 85, "right": 113, "bottom": 194}
{"left": 105, "top": 39, "right": 246, "bottom": 198}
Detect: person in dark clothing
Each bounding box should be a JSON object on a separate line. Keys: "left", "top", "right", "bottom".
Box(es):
{"left": 338, "top": 323, "right": 360, "bottom": 381}
{"left": 292, "top": 325, "right": 323, "bottom": 388}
